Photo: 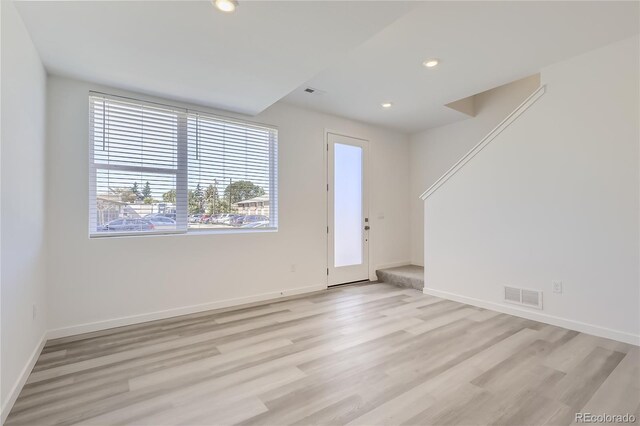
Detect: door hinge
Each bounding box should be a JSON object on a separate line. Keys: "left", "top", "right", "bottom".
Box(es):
{"left": 327, "top": 268, "right": 329, "bottom": 275}
{"left": 327, "top": 226, "right": 329, "bottom": 234}
{"left": 327, "top": 184, "right": 329, "bottom": 191}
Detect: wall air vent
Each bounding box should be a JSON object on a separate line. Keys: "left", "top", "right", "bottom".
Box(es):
{"left": 504, "top": 286, "right": 521, "bottom": 303}
{"left": 504, "top": 286, "right": 543, "bottom": 310}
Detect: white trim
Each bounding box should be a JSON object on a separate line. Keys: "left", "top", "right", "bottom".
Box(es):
{"left": 1, "top": 332, "right": 47, "bottom": 425}
{"left": 88, "top": 92, "right": 279, "bottom": 238}
{"left": 89, "top": 227, "right": 278, "bottom": 239}
{"left": 1, "top": 284, "right": 326, "bottom": 421}
{"left": 323, "top": 128, "right": 369, "bottom": 144}
{"left": 323, "top": 128, "right": 371, "bottom": 286}
{"left": 326, "top": 132, "right": 370, "bottom": 286}
{"left": 420, "top": 85, "right": 546, "bottom": 200}
{"left": 423, "top": 287, "right": 640, "bottom": 346}
{"left": 46, "top": 284, "right": 327, "bottom": 339}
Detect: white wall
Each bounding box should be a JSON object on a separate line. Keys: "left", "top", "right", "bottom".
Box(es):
{"left": 423, "top": 36, "right": 640, "bottom": 344}
{"left": 410, "top": 75, "right": 540, "bottom": 265}
{"left": 0, "top": 0, "right": 48, "bottom": 420}
{"left": 45, "top": 76, "right": 411, "bottom": 335}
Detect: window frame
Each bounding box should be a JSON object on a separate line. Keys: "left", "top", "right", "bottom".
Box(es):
{"left": 88, "top": 92, "right": 278, "bottom": 238}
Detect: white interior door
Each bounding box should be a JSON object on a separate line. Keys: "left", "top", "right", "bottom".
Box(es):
{"left": 327, "top": 132, "right": 369, "bottom": 286}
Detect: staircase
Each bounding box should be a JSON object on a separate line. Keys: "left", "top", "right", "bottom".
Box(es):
{"left": 420, "top": 85, "right": 546, "bottom": 200}
{"left": 376, "top": 265, "right": 424, "bottom": 291}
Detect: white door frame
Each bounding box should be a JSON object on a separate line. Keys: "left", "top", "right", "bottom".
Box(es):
{"left": 325, "top": 130, "right": 370, "bottom": 286}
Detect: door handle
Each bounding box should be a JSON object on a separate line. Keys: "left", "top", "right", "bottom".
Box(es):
{"left": 364, "top": 225, "right": 370, "bottom": 230}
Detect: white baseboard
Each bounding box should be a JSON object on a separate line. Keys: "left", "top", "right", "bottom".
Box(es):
{"left": 2, "top": 284, "right": 326, "bottom": 423}
{"left": 47, "top": 283, "right": 327, "bottom": 340}
{"left": 423, "top": 287, "right": 640, "bottom": 346}
{"left": 1, "top": 332, "right": 47, "bottom": 425}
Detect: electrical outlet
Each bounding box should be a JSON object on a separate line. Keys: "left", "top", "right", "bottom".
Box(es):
{"left": 552, "top": 280, "right": 563, "bottom": 294}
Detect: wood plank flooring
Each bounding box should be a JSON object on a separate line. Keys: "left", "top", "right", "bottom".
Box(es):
{"left": 6, "top": 283, "right": 639, "bottom": 425}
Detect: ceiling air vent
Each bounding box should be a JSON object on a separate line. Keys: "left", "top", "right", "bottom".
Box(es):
{"left": 303, "top": 87, "right": 326, "bottom": 96}
{"left": 504, "top": 286, "right": 543, "bottom": 310}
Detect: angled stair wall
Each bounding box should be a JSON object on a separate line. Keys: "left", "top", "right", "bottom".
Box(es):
{"left": 419, "top": 36, "right": 639, "bottom": 345}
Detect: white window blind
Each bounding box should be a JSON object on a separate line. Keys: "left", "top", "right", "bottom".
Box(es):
{"left": 89, "top": 93, "right": 277, "bottom": 237}
{"left": 187, "top": 113, "right": 277, "bottom": 230}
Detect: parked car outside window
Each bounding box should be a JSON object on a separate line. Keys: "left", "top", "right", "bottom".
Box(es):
{"left": 188, "top": 214, "right": 203, "bottom": 223}
{"left": 100, "top": 218, "right": 155, "bottom": 232}
{"left": 230, "top": 215, "right": 246, "bottom": 227}
{"left": 144, "top": 214, "right": 177, "bottom": 230}
{"left": 232, "top": 215, "right": 269, "bottom": 227}
{"left": 240, "top": 221, "right": 270, "bottom": 228}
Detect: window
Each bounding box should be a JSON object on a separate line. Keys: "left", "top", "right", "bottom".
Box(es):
{"left": 89, "top": 93, "right": 278, "bottom": 237}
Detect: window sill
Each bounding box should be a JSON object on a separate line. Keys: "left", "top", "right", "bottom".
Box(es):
{"left": 89, "top": 227, "right": 278, "bottom": 239}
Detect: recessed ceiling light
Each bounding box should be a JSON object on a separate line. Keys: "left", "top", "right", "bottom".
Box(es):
{"left": 381, "top": 102, "right": 393, "bottom": 108}
{"left": 423, "top": 58, "right": 439, "bottom": 68}
{"left": 214, "top": 0, "right": 238, "bottom": 13}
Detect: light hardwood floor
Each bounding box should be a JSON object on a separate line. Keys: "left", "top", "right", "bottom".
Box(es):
{"left": 6, "top": 283, "right": 639, "bottom": 425}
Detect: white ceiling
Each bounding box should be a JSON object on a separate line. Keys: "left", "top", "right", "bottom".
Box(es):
{"left": 14, "top": 0, "right": 415, "bottom": 115}
{"left": 16, "top": 1, "right": 640, "bottom": 133}
{"left": 283, "top": 1, "right": 640, "bottom": 132}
